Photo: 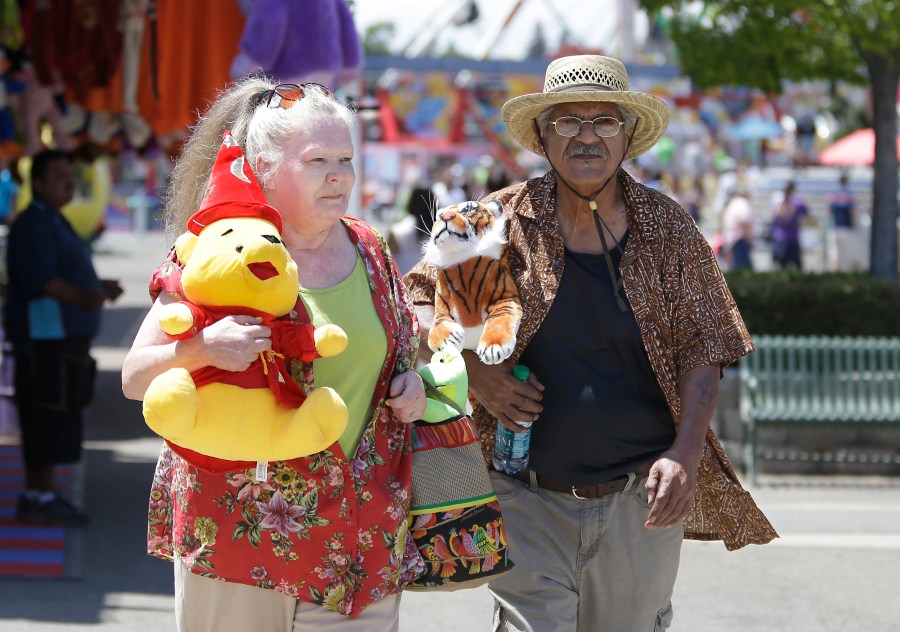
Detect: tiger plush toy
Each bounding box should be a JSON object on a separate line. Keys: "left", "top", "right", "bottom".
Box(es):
{"left": 422, "top": 200, "right": 522, "bottom": 365}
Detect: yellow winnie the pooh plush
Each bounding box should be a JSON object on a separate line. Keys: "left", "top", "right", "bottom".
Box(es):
{"left": 142, "top": 132, "right": 349, "bottom": 468}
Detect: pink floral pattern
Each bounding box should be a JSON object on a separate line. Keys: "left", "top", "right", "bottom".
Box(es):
{"left": 147, "top": 219, "right": 422, "bottom": 617}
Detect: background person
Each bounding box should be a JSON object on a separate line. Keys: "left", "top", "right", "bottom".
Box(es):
{"left": 769, "top": 180, "right": 809, "bottom": 270}
{"left": 121, "top": 78, "right": 425, "bottom": 631}
{"left": 720, "top": 188, "right": 755, "bottom": 271}
{"left": 430, "top": 162, "right": 468, "bottom": 208}
{"left": 827, "top": 172, "right": 859, "bottom": 272}
{"left": 5, "top": 149, "right": 122, "bottom": 527}
{"left": 405, "top": 54, "right": 776, "bottom": 632}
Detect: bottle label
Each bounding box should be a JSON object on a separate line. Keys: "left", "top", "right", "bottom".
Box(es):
{"left": 494, "top": 426, "right": 515, "bottom": 457}
{"left": 510, "top": 428, "right": 531, "bottom": 459}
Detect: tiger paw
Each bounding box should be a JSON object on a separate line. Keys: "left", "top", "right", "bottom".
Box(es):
{"left": 429, "top": 321, "right": 465, "bottom": 353}
{"left": 477, "top": 340, "right": 515, "bottom": 365}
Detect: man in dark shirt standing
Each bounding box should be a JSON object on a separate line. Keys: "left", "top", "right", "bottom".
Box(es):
{"left": 4, "top": 150, "right": 122, "bottom": 526}
{"left": 827, "top": 173, "right": 860, "bottom": 272}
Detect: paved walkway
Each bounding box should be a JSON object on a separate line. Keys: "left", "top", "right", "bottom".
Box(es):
{"left": 0, "top": 230, "right": 897, "bottom": 631}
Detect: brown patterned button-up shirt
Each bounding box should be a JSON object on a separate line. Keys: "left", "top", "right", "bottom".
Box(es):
{"left": 405, "top": 169, "right": 777, "bottom": 550}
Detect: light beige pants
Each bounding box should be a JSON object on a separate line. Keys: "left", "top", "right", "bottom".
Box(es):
{"left": 174, "top": 559, "right": 400, "bottom": 632}
{"left": 488, "top": 470, "right": 683, "bottom": 632}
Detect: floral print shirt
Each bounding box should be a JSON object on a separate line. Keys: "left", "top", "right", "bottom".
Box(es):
{"left": 405, "top": 171, "right": 778, "bottom": 551}
{"left": 146, "top": 218, "right": 424, "bottom": 617}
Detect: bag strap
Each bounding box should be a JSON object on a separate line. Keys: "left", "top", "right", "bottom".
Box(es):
{"left": 420, "top": 374, "right": 465, "bottom": 417}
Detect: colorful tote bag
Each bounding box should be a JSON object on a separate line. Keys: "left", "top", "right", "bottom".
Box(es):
{"left": 405, "top": 377, "right": 514, "bottom": 591}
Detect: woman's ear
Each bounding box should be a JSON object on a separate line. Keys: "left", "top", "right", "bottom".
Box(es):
{"left": 255, "top": 154, "right": 273, "bottom": 191}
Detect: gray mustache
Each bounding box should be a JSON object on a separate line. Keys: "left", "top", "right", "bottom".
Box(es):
{"left": 565, "top": 144, "right": 609, "bottom": 160}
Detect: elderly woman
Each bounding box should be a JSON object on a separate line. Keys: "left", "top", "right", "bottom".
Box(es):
{"left": 122, "top": 78, "right": 426, "bottom": 631}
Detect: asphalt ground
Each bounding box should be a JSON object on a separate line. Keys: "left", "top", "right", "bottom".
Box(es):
{"left": 0, "top": 230, "right": 897, "bottom": 631}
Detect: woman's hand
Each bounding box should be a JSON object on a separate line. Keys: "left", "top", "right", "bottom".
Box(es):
{"left": 465, "top": 353, "right": 543, "bottom": 431}
{"left": 123, "top": 302, "right": 274, "bottom": 401}
{"left": 386, "top": 370, "right": 426, "bottom": 424}
{"left": 200, "top": 315, "right": 272, "bottom": 372}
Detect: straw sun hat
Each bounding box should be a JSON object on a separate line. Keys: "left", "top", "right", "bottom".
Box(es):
{"left": 502, "top": 55, "right": 670, "bottom": 159}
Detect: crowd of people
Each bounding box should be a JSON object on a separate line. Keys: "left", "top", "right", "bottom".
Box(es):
{"left": 392, "top": 153, "right": 867, "bottom": 278}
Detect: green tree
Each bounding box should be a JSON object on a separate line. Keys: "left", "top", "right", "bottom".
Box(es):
{"left": 640, "top": 0, "right": 900, "bottom": 278}
{"left": 362, "top": 22, "right": 397, "bottom": 56}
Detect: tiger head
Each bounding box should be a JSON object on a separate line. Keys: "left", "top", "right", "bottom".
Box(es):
{"left": 422, "top": 200, "right": 506, "bottom": 268}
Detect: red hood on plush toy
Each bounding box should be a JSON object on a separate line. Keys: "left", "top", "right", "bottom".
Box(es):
{"left": 186, "top": 131, "right": 283, "bottom": 235}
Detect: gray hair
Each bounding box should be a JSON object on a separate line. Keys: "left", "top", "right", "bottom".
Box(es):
{"left": 164, "top": 77, "right": 354, "bottom": 239}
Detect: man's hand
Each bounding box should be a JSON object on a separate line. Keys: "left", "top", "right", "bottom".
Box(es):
{"left": 644, "top": 449, "right": 699, "bottom": 529}
{"left": 644, "top": 363, "right": 720, "bottom": 529}
{"left": 465, "top": 351, "right": 543, "bottom": 431}
{"left": 101, "top": 279, "right": 124, "bottom": 302}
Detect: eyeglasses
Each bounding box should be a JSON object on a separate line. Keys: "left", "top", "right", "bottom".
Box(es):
{"left": 551, "top": 116, "right": 626, "bottom": 138}
{"left": 260, "top": 83, "right": 335, "bottom": 109}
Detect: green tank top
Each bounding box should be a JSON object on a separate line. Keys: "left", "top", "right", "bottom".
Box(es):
{"left": 298, "top": 254, "right": 388, "bottom": 457}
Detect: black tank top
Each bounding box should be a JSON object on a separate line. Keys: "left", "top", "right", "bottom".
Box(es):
{"left": 519, "top": 233, "right": 675, "bottom": 484}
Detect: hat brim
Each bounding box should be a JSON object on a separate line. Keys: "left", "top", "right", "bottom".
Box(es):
{"left": 501, "top": 90, "right": 670, "bottom": 159}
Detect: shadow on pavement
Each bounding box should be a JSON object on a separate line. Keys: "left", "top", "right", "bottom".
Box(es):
{"left": 0, "top": 367, "right": 174, "bottom": 627}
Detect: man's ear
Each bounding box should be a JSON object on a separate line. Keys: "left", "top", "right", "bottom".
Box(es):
{"left": 174, "top": 232, "right": 198, "bottom": 263}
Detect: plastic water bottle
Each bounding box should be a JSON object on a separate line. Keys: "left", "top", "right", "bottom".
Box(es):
{"left": 492, "top": 365, "right": 532, "bottom": 475}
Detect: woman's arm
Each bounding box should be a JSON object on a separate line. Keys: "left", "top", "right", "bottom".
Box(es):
{"left": 121, "top": 293, "right": 274, "bottom": 401}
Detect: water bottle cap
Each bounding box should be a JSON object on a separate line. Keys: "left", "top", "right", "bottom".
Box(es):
{"left": 512, "top": 365, "right": 529, "bottom": 381}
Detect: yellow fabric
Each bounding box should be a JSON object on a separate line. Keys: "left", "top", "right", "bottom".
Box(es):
{"left": 300, "top": 255, "right": 388, "bottom": 457}
{"left": 141, "top": 216, "right": 350, "bottom": 462}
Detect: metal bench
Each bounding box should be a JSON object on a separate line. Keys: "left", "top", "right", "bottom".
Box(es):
{"left": 739, "top": 335, "right": 900, "bottom": 484}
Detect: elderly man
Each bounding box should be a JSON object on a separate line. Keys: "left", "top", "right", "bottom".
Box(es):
{"left": 405, "top": 55, "right": 776, "bottom": 631}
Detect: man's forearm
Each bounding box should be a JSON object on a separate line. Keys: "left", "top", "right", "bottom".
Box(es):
{"left": 42, "top": 279, "right": 105, "bottom": 312}
{"left": 672, "top": 363, "right": 720, "bottom": 469}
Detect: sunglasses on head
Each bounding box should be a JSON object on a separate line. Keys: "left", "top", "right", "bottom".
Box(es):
{"left": 258, "top": 83, "right": 335, "bottom": 109}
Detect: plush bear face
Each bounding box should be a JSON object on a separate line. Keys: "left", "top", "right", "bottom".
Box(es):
{"left": 175, "top": 216, "right": 299, "bottom": 316}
